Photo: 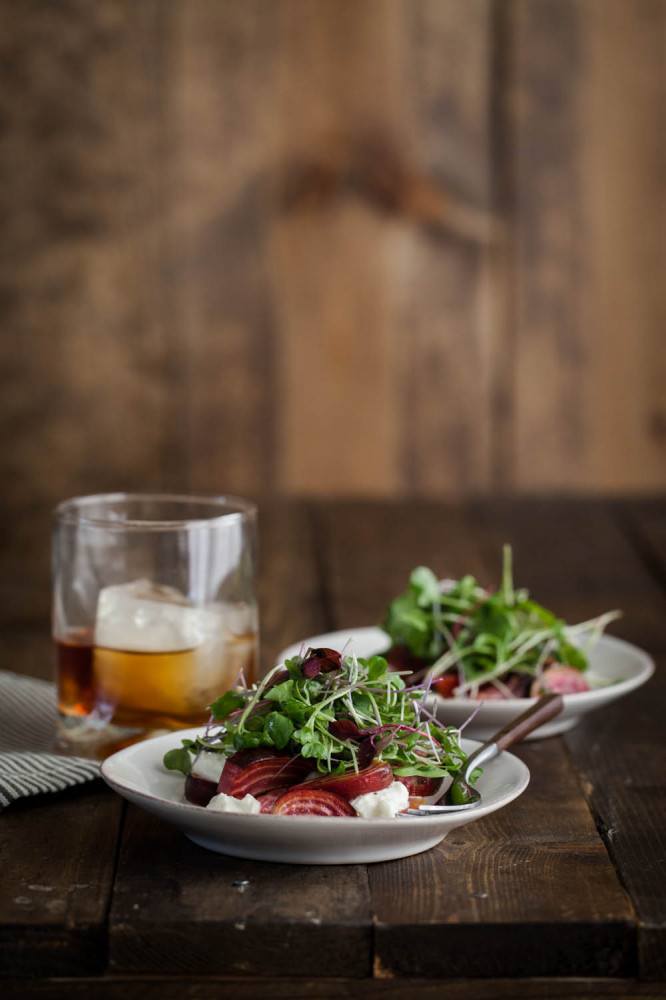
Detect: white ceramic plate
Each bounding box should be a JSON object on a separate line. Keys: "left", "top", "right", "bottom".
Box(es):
{"left": 101, "top": 727, "right": 529, "bottom": 865}
{"left": 278, "top": 628, "right": 654, "bottom": 740}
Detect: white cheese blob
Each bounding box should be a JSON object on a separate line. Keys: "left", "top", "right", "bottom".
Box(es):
{"left": 351, "top": 781, "right": 410, "bottom": 819}
{"left": 192, "top": 750, "right": 226, "bottom": 784}
{"left": 206, "top": 792, "right": 261, "bottom": 815}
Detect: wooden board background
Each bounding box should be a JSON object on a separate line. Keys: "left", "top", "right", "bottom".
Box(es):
{"left": 2, "top": 498, "right": 666, "bottom": 988}
{"left": 0, "top": 0, "right": 663, "bottom": 540}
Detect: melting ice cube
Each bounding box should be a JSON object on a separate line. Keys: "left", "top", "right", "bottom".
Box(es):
{"left": 94, "top": 579, "right": 216, "bottom": 652}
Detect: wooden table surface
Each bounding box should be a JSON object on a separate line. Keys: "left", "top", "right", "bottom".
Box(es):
{"left": 2, "top": 498, "right": 666, "bottom": 999}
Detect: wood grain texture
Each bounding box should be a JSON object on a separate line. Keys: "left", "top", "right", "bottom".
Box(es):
{"left": 257, "top": 501, "right": 328, "bottom": 670}
{"left": 316, "top": 496, "right": 666, "bottom": 650}
{"left": 367, "top": 736, "right": 636, "bottom": 978}
{"left": 319, "top": 499, "right": 636, "bottom": 978}
{"left": 270, "top": 0, "right": 495, "bottom": 494}
{"left": 0, "top": 0, "right": 173, "bottom": 627}
{"left": 0, "top": 783, "right": 122, "bottom": 976}
{"left": 565, "top": 655, "right": 666, "bottom": 980}
{"left": 474, "top": 497, "right": 666, "bottom": 652}
{"left": 165, "top": 0, "right": 279, "bottom": 496}
{"left": 505, "top": 0, "right": 666, "bottom": 491}
{"left": 618, "top": 499, "right": 666, "bottom": 591}
{"left": 0, "top": 631, "right": 52, "bottom": 682}
{"left": 108, "top": 804, "right": 371, "bottom": 976}
{"left": 5, "top": 977, "right": 666, "bottom": 1000}
{"left": 105, "top": 500, "right": 372, "bottom": 977}
{"left": 2, "top": 497, "right": 666, "bottom": 988}
{"left": 315, "top": 499, "right": 488, "bottom": 628}
{"left": 472, "top": 497, "right": 666, "bottom": 977}
{"left": 0, "top": 0, "right": 663, "bottom": 613}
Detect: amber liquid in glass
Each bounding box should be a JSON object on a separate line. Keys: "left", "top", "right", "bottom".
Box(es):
{"left": 56, "top": 627, "right": 257, "bottom": 757}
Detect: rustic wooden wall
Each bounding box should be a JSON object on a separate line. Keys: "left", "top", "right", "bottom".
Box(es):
{"left": 0, "top": 0, "right": 664, "bottom": 537}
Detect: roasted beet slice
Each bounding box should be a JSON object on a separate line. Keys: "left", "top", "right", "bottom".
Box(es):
{"left": 217, "top": 748, "right": 283, "bottom": 794}
{"left": 383, "top": 644, "right": 431, "bottom": 674}
{"left": 302, "top": 647, "right": 342, "bottom": 678}
{"left": 432, "top": 673, "right": 457, "bottom": 698}
{"left": 506, "top": 673, "right": 532, "bottom": 697}
{"left": 272, "top": 788, "right": 355, "bottom": 816}
{"left": 263, "top": 668, "right": 290, "bottom": 691}
{"left": 399, "top": 774, "right": 441, "bottom": 798}
{"left": 356, "top": 738, "right": 376, "bottom": 769}
{"left": 257, "top": 789, "right": 289, "bottom": 813}
{"left": 184, "top": 775, "right": 217, "bottom": 807}
{"left": 329, "top": 718, "right": 364, "bottom": 741}
{"left": 328, "top": 718, "right": 382, "bottom": 741}
{"left": 476, "top": 673, "right": 534, "bottom": 700}
{"left": 222, "top": 755, "right": 311, "bottom": 798}
{"left": 306, "top": 762, "right": 393, "bottom": 800}
{"left": 531, "top": 665, "right": 589, "bottom": 696}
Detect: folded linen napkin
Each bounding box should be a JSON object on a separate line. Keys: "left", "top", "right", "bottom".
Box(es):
{"left": 0, "top": 671, "right": 100, "bottom": 808}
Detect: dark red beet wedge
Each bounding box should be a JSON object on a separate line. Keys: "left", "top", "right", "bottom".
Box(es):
{"left": 477, "top": 673, "right": 533, "bottom": 700}
{"left": 263, "top": 668, "right": 290, "bottom": 691}
{"left": 305, "top": 762, "right": 393, "bottom": 800}
{"left": 328, "top": 719, "right": 382, "bottom": 741}
{"left": 400, "top": 774, "right": 441, "bottom": 798}
{"left": 383, "top": 644, "right": 430, "bottom": 674}
{"left": 302, "top": 647, "right": 342, "bottom": 678}
{"left": 221, "top": 754, "right": 311, "bottom": 798}
{"left": 272, "top": 788, "right": 355, "bottom": 816}
{"left": 357, "top": 738, "right": 376, "bottom": 769}
{"left": 432, "top": 673, "right": 457, "bottom": 698}
{"left": 185, "top": 775, "right": 218, "bottom": 807}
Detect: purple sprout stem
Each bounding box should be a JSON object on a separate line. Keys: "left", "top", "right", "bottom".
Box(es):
{"left": 459, "top": 702, "right": 483, "bottom": 732}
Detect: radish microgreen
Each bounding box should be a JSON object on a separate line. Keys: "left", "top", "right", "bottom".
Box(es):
{"left": 163, "top": 650, "right": 469, "bottom": 780}
{"left": 383, "top": 545, "right": 621, "bottom": 695}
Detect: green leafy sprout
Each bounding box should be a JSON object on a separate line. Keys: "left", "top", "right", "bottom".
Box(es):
{"left": 163, "top": 653, "right": 469, "bottom": 779}
{"left": 383, "top": 544, "right": 621, "bottom": 696}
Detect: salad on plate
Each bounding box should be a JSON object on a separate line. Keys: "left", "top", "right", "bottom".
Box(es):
{"left": 163, "top": 648, "right": 474, "bottom": 819}
{"left": 383, "top": 545, "right": 620, "bottom": 701}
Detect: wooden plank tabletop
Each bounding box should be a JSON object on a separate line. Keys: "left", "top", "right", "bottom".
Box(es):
{"left": 1, "top": 498, "right": 665, "bottom": 997}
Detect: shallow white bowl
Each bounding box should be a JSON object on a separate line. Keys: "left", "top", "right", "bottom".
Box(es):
{"left": 101, "top": 728, "right": 529, "bottom": 865}
{"left": 278, "top": 628, "right": 654, "bottom": 740}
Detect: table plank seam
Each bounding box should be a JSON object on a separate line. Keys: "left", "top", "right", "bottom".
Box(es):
{"left": 611, "top": 503, "right": 666, "bottom": 596}
{"left": 560, "top": 738, "right": 640, "bottom": 977}
{"left": 100, "top": 799, "right": 127, "bottom": 975}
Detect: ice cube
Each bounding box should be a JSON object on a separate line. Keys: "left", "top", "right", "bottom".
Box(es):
{"left": 94, "top": 579, "right": 216, "bottom": 652}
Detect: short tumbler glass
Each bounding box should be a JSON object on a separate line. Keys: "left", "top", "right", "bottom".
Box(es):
{"left": 53, "top": 494, "right": 258, "bottom": 758}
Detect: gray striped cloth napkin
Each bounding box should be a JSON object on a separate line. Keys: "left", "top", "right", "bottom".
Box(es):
{"left": 0, "top": 671, "right": 100, "bottom": 808}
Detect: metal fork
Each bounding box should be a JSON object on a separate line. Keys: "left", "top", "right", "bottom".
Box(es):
{"left": 398, "top": 693, "right": 563, "bottom": 816}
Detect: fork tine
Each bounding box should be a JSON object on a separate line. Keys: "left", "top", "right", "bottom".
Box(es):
{"left": 398, "top": 802, "right": 481, "bottom": 816}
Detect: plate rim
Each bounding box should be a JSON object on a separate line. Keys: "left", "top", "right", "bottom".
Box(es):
{"left": 101, "top": 727, "right": 530, "bottom": 829}
{"left": 276, "top": 626, "right": 655, "bottom": 706}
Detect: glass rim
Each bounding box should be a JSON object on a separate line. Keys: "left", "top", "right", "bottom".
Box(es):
{"left": 54, "top": 493, "right": 257, "bottom": 531}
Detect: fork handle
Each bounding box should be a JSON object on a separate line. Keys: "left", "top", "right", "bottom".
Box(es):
{"left": 492, "top": 692, "right": 564, "bottom": 752}
{"left": 461, "top": 693, "right": 564, "bottom": 785}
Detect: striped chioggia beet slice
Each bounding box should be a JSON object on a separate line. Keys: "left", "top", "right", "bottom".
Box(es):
{"left": 217, "top": 748, "right": 284, "bottom": 794}
{"left": 531, "top": 664, "right": 589, "bottom": 696}
{"left": 272, "top": 787, "right": 356, "bottom": 816}
{"left": 256, "top": 788, "right": 289, "bottom": 813}
{"left": 221, "top": 754, "right": 311, "bottom": 798}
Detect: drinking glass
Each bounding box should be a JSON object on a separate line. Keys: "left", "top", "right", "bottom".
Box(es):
{"left": 53, "top": 494, "right": 258, "bottom": 758}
